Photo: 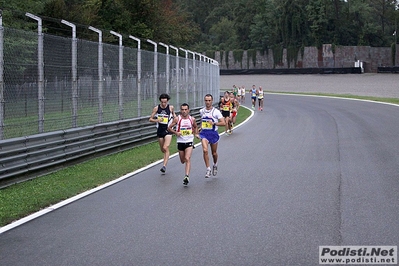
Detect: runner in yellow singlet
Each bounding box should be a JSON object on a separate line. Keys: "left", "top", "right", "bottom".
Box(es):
{"left": 257, "top": 86, "right": 264, "bottom": 111}
{"left": 219, "top": 90, "right": 232, "bottom": 135}
{"left": 229, "top": 91, "right": 239, "bottom": 132}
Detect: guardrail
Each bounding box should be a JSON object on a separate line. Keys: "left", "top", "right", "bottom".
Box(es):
{"left": 0, "top": 107, "right": 203, "bottom": 188}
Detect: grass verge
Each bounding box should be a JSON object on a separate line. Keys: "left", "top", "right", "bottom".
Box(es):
{"left": 0, "top": 107, "right": 252, "bottom": 227}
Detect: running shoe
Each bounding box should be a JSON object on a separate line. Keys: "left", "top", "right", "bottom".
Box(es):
{"left": 252, "top": 105, "right": 255, "bottom": 110}
{"left": 205, "top": 168, "right": 212, "bottom": 178}
{"left": 183, "top": 175, "right": 189, "bottom": 185}
{"left": 160, "top": 166, "right": 166, "bottom": 173}
{"left": 212, "top": 165, "right": 218, "bottom": 176}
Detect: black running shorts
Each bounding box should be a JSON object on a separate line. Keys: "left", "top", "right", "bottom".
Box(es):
{"left": 177, "top": 142, "right": 193, "bottom": 151}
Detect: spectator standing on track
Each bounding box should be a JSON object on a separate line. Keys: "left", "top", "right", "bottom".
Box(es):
{"left": 168, "top": 103, "right": 198, "bottom": 185}
{"left": 199, "top": 94, "right": 225, "bottom": 178}
{"left": 149, "top": 93, "right": 176, "bottom": 174}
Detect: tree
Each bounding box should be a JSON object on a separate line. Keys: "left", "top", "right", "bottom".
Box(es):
{"left": 249, "top": 0, "right": 279, "bottom": 50}
{"left": 209, "top": 17, "right": 238, "bottom": 50}
{"left": 306, "top": 0, "right": 328, "bottom": 47}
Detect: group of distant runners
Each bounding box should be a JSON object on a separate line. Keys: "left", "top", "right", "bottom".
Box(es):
{"left": 149, "top": 85, "right": 264, "bottom": 186}
{"left": 250, "top": 84, "right": 264, "bottom": 111}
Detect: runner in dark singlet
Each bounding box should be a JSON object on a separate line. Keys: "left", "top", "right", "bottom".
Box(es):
{"left": 149, "top": 93, "right": 176, "bottom": 173}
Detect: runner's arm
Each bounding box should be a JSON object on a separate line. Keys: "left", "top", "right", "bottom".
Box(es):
{"left": 192, "top": 117, "right": 200, "bottom": 138}
{"left": 170, "top": 105, "right": 176, "bottom": 118}
{"left": 216, "top": 117, "right": 225, "bottom": 127}
{"left": 167, "top": 116, "right": 180, "bottom": 137}
{"left": 149, "top": 106, "right": 158, "bottom": 123}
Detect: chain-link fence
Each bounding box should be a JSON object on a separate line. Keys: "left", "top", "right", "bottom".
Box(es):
{"left": 0, "top": 25, "right": 220, "bottom": 140}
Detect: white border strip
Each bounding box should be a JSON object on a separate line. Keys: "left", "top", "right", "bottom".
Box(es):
{"left": 1, "top": 106, "right": 254, "bottom": 234}
{"left": 267, "top": 92, "right": 399, "bottom": 107}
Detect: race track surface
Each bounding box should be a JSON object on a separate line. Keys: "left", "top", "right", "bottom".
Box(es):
{"left": 1, "top": 94, "right": 398, "bottom": 265}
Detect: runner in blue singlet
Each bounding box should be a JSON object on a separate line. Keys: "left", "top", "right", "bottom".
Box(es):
{"left": 251, "top": 85, "right": 257, "bottom": 110}
{"left": 199, "top": 94, "right": 225, "bottom": 178}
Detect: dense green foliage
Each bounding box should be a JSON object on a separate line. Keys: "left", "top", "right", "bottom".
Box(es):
{"left": 1, "top": 0, "right": 200, "bottom": 46}
{"left": 1, "top": 0, "right": 398, "bottom": 51}
{"left": 182, "top": 0, "right": 399, "bottom": 51}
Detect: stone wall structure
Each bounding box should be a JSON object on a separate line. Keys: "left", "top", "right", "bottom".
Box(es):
{"left": 215, "top": 44, "right": 398, "bottom": 73}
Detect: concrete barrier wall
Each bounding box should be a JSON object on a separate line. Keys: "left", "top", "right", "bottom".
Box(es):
{"left": 216, "top": 44, "right": 398, "bottom": 73}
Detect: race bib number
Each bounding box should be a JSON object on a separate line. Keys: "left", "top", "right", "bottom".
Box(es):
{"left": 180, "top": 127, "right": 193, "bottom": 136}
{"left": 222, "top": 105, "right": 230, "bottom": 111}
{"left": 201, "top": 118, "right": 213, "bottom": 130}
{"left": 158, "top": 114, "right": 169, "bottom": 124}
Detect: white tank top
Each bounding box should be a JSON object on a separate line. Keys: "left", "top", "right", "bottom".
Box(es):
{"left": 258, "top": 90, "right": 264, "bottom": 99}
{"left": 176, "top": 115, "right": 194, "bottom": 143}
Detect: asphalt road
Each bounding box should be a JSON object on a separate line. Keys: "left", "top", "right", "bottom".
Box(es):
{"left": 220, "top": 73, "right": 399, "bottom": 98}
{"left": 1, "top": 93, "right": 399, "bottom": 265}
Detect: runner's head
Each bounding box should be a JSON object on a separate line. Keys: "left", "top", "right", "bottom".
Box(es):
{"left": 159, "top": 94, "right": 170, "bottom": 106}
{"left": 180, "top": 103, "right": 190, "bottom": 117}
{"left": 204, "top": 94, "right": 213, "bottom": 108}
{"left": 224, "top": 90, "right": 230, "bottom": 100}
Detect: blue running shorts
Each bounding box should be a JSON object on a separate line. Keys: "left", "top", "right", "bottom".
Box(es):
{"left": 199, "top": 130, "right": 220, "bottom": 144}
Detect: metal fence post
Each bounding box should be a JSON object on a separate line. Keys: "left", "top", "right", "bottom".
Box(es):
{"left": 179, "top": 48, "right": 188, "bottom": 104}
{"left": 188, "top": 50, "right": 195, "bottom": 107}
{"left": 213, "top": 60, "right": 220, "bottom": 97}
{"left": 61, "top": 20, "right": 78, "bottom": 127}
{"left": 110, "top": 31, "right": 124, "bottom": 120}
{"left": 169, "top": 45, "right": 179, "bottom": 107}
{"left": 159, "top": 42, "right": 170, "bottom": 95}
{"left": 147, "top": 39, "right": 158, "bottom": 106}
{"left": 26, "top": 13, "right": 44, "bottom": 133}
{"left": 88, "top": 26, "right": 103, "bottom": 123}
{"left": 196, "top": 53, "right": 203, "bottom": 107}
{"left": 208, "top": 58, "right": 212, "bottom": 95}
{"left": 129, "top": 36, "right": 141, "bottom": 117}
{"left": 0, "top": 10, "right": 4, "bottom": 139}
